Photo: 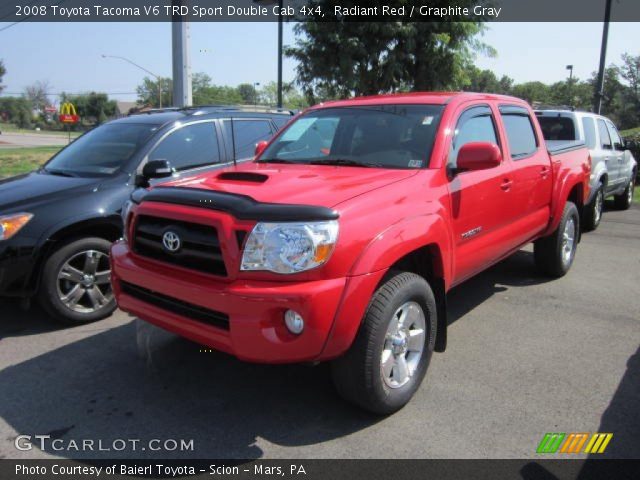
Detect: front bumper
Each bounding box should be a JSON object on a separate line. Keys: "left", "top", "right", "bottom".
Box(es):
{"left": 0, "top": 236, "right": 39, "bottom": 297}
{"left": 111, "top": 241, "right": 384, "bottom": 363}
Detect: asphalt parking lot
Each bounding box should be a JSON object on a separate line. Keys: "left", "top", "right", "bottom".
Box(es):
{"left": 1, "top": 203, "right": 638, "bottom": 460}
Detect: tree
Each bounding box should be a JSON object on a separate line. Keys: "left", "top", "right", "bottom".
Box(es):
{"left": 136, "top": 76, "right": 173, "bottom": 107}
{"left": 0, "top": 60, "right": 6, "bottom": 93}
{"left": 237, "top": 83, "right": 256, "bottom": 104}
{"left": 0, "top": 97, "right": 32, "bottom": 128}
{"left": 257, "top": 81, "right": 307, "bottom": 109}
{"left": 286, "top": 2, "right": 490, "bottom": 103}
{"left": 24, "top": 80, "right": 51, "bottom": 113}
{"left": 463, "top": 66, "right": 513, "bottom": 94}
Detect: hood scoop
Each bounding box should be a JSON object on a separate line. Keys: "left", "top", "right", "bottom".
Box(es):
{"left": 217, "top": 172, "right": 268, "bottom": 183}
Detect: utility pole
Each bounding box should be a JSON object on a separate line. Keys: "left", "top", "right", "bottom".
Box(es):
{"left": 277, "top": 0, "right": 283, "bottom": 109}
{"left": 566, "top": 65, "right": 573, "bottom": 108}
{"left": 172, "top": 1, "right": 192, "bottom": 108}
{"left": 594, "top": 0, "right": 612, "bottom": 114}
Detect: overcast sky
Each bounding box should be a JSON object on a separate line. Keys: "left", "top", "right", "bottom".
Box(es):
{"left": 0, "top": 21, "right": 637, "bottom": 102}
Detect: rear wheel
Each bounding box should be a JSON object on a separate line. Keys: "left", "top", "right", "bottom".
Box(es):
{"left": 38, "top": 237, "right": 116, "bottom": 324}
{"left": 583, "top": 184, "right": 604, "bottom": 231}
{"left": 613, "top": 178, "right": 634, "bottom": 210}
{"left": 534, "top": 202, "right": 579, "bottom": 278}
{"left": 331, "top": 272, "right": 436, "bottom": 415}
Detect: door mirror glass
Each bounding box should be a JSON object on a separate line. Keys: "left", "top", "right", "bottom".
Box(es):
{"left": 456, "top": 142, "right": 502, "bottom": 171}
{"left": 255, "top": 140, "right": 269, "bottom": 158}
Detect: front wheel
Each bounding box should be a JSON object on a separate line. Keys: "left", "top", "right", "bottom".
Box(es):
{"left": 38, "top": 237, "right": 116, "bottom": 324}
{"left": 614, "top": 178, "right": 634, "bottom": 210}
{"left": 534, "top": 201, "right": 580, "bottom": 278}
{"left": 331, "top": 272, "right": 437, "bottom": 415}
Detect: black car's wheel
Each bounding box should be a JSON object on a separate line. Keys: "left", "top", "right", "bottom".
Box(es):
{"left": 613, "top": 178, "right": 634, "bottom": 210}
{"left": 38, "top": 237, "right": 116, "bottom": 324}
{"left": 534, "top": 202, "right": 579, "bottom": 278}
{"left": 583, "top": 184, "right": 604, "bottom": 231}
{"left": 331, "top": 271, "right": 437, "bottom": 415}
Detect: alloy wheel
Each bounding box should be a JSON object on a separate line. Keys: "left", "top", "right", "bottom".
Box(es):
{"left": 56, "top": 250, "right": 113, "bottom": 313}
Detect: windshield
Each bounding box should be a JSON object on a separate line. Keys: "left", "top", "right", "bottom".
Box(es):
{"left": 44, "top": 123, "right": 158, "bottom": 177}
{"left": 259, "top": 104, "right": 444, "bottom": 169}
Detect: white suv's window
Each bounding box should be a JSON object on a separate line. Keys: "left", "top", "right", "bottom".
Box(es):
{"left": 606, "top": 121, "right": 623, "bottom": 149}
{"left": 597, "top": 119, "right": 612, "bottom": 150}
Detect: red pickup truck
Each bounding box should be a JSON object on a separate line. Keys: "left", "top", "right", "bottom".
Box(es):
{"left": 111, "top": 92, "right": 590, "bottom": 414}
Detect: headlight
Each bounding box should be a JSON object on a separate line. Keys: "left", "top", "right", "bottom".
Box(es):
{"left": 121, "top": 200, "right": 133, "bottom": 241}
{"left": 0, "top": 213, "right": 33, "bottom": 241}
{"left": 241, "top": 221, "right": 339, "bottom": 274}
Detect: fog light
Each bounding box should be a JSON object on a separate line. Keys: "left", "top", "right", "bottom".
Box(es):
{"left": 284, "top": 310, "right": 304, "bottom": 335}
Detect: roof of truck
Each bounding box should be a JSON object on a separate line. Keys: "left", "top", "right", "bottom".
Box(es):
{"left": 314, "top": 91, "right": 525, "bottom": 108}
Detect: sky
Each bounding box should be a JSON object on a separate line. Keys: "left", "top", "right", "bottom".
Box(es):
{"left": 0, "top": 21, "right": 638, "bottom": 103}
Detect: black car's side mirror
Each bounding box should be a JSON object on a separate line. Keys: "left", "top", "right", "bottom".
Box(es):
{"left": 135, "top": 160, "right": 173, "bottom": 188}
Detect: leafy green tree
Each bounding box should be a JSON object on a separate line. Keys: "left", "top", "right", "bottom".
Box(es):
{"left": 257, "top": 81, "right": 308, "bottom": 109}
{"left": 0, "top": 97, "right": 32, "bottom": 127}
{"left": 463, "top": 66, "right": 513, "bottom": 94}
{"left": 61, "top": 92, "right": 116, "bottom": 123}
{"left": 0, "top": 60, "right": 6, "bottom": 93}
{"left": 136, "top": 76, "right": 173, "bottom": 107}
{"left": 286, "top": 2, "right": 490, "bottom": 103}
{"left": 237, "top": 83, "right": 256, "bottom": 104}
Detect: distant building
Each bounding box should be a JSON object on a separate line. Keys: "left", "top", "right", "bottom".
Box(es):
{"left": 115, "top": 101, "right": 138, "bottom": 117}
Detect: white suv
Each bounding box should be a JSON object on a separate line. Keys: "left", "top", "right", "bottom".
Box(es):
{"left": 535, "top": 110, "right": 637, "bottom": 230}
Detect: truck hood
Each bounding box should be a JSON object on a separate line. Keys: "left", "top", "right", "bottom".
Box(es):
{"left": 161, "top": 163, "right": 418, "bottom": 209}
{"left": 0, "top": 171, "right": 100, "bottom": 213}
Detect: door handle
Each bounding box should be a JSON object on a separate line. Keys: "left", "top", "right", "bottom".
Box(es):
{"left": 500, "top": 179, "right": 513, "bottom": 191}
{"left": 540, "top": 167, "right": 550, "bottom": 178}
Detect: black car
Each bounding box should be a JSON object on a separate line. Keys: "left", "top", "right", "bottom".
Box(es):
{"left": 0, "top": 106, "right": 293, "bottom": 324}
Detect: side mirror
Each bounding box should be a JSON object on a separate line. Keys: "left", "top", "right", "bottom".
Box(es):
{"left": 614, "top": 141, "right": 626, "bottom": 152}
{"left": 135, "top": 160, "right": 173, "bottom": 188}
{"left": 456, "top": 142, "right": 502, "bottom": 172}
{"left": 255, "top": 140, "right": 269, "bottom": 158}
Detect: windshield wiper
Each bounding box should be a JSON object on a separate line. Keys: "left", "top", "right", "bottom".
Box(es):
{"left": 43, "top": 168, "right": 78, "bottom": 177}
{"left": 309, "top": 158, "right": 380, "bottom": 168}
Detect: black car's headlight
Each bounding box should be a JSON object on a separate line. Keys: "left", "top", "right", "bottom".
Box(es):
{"left": 0, "top": 213, "right": 33, "bottom": 241}
{"left": 240, "top": 221, "right": 339, "bottom": 274}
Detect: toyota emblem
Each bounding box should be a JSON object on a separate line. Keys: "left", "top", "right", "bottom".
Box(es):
{"left": 162, "top": 231, "right": 181, "bottom": 253}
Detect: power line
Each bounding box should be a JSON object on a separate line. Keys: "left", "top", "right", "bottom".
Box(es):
{"left": 1, "top": 92, "right": 138, "bottom": 96}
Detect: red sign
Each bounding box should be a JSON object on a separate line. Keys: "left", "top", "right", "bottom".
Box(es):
{"left": 58, "top": 114, "right": 80, "bottom": 124}
{"left": 45, "top": 105, "right": 57, "bottom": 113}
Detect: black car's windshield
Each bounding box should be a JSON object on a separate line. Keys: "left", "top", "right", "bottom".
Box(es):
{"left": 44, "top": 123, "right": 158, "bottom": 177}
{"left": 258, "top": 104, "right": 444, "bottom": 169}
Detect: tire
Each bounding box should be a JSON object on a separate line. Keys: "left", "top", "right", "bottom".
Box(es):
{"left": 613, "top": 178, "right": 634, "bottom": 210}
{"left": 331, "top": 271, "right": 437, "bottom": 415}
{"left": 534, "top": 202, "right": 580, "bottom": 278}
{"left": 583, "top": 183, "right": 604, "bottom": 231}
{"left": 37, "top": 237, "right": 116, "bottom": 325}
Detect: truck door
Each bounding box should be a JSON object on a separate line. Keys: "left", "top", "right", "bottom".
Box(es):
{"left": 448, "top": 105, "right": 516, "bottom": 284}
{"left": 498, "top": 105, "right": 553, "bottom": 243}
{"left": 596, "top": 118, "right": 620, "bottom": 193}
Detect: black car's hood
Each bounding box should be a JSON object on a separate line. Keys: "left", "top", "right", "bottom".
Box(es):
{"left": 0, "top": 171, "right": 102, "bottom": 212}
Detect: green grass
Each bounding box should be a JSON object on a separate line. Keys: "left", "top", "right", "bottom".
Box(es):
{"left": 0, "top": 146, "right": 62, "bottom": 178}
{"left": 635, "top": 186, "right": 640, "bottom": 204}
{"left": 0, "top": 122, "right": 81, "bottom": 138}
{"left": 620, "top": 126, "right": 640, "bottom": 137}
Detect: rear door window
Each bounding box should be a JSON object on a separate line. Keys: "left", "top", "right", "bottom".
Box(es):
{"left": 581, "top": 117, "right": 597, "bottom": 149}
{"left": 499, "top": 107, "right": 538, "bottom": 159}
{"left": 597, "top": 119, "right": 612, "bottom": 150}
